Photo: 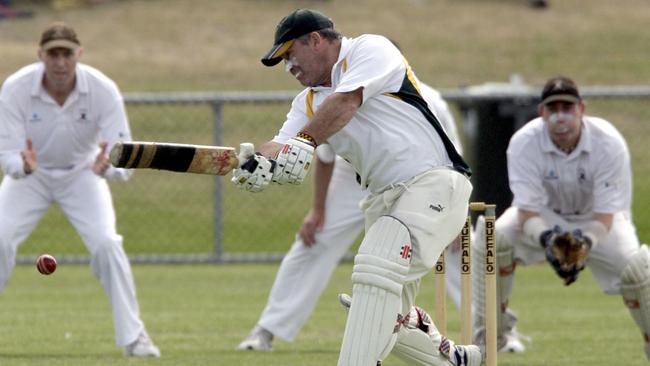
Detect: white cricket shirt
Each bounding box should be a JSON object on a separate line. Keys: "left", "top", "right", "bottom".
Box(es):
{"left": 0, "top": 62, "right": 132, "bottom": 180}
{"left": 508, "top": 116, "right": 632, "bottom": 221}
{"left": 313, "top": 82, "right": 461, "bottom": 166}
{"left": 273, "top": 35, "right": 464, "bottom": 192}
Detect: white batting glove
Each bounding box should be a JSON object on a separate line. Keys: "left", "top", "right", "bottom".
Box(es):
{"left": 272, "top": 136, "right": 315, "bottom": 185}
{"left": 231, "top": 143, "right": 274, "bottom": 193}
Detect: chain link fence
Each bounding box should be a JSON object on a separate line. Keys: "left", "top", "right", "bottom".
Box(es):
{"left": 12, "top": 86, "right": 650, "bottom": 264}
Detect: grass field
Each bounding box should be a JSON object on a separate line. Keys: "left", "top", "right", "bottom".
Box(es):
{"left": 1, "top": 263, "right": 647, "bottom": 366}
{"left": 1, "top": 0, "right": 649, "bottom": 365}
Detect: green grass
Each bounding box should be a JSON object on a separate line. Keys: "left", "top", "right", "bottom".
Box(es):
{"left": 0, "top": 263, "right": 646, "bottom": 365}
{"left": 0, "top": 1, "right": 649, "bottom": 364}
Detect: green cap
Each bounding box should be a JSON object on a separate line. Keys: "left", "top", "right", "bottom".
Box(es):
{"left": 261, "top": 9, "right": 333, "bottom": 67}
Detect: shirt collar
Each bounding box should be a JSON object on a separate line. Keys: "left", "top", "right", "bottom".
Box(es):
{"left": 336, "top": 37, "right": 352, "bottom": 66}
{"left": 30, "top": 63, "right": 89, "bottom": 97}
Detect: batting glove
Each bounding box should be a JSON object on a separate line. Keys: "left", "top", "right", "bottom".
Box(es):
{"left": 272, "top": 136, "right": 315, "bottom": 185}
{"left": 231, "top": 143, "right": 275, "bottom": 193}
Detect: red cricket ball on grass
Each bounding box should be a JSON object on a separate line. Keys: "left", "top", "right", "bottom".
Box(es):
{"left": 36, "top": 254, "right": 57, "bottom": 275}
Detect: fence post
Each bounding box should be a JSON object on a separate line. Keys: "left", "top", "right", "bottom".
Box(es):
{"left": 211, "top": 100, "right": 224, "bottom": 262}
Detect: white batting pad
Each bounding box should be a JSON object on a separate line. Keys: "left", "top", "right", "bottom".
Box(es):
{"left": 471, "top": 215, "right": 515, "bottom": 343}
{"left": 621, "top": 245, "right": 650, "bottom": 359}
{"left": 338, "top": 216, "right": 411, "bottom": 366}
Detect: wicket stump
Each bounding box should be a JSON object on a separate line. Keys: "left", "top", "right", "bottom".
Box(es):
{"left": 434, "top": 201, "right": 497, "bottom": 366}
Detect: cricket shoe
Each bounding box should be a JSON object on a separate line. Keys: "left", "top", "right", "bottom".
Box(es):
{"left": 449, "top": 344, "right": 482, "bottom": 366}
{"left": 499, "top": 327, "right": 528, "bottom": 353}
{"left": 124, "top": 330, "right": 161, "bottom": 357}
{"left": 473, "top": 328, "right": 528, "bottom": 355}
{"left": 237, "top": 325, "right": 273, "bottom": 351}
{"left": 499, "top": 309, "right": 529, "bottom": 353}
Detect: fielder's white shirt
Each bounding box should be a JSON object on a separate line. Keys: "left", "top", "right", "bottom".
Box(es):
{"left": 508, "top": 116, "right": 632, "bottom": 222}
{"left": 0, "top": 62, "right": 132, "bottom": 180}
{"left": 273, "top": 35, "right": 459, "bottom": 192}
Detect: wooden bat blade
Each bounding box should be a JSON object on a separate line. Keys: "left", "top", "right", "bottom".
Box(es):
{"left": 109, "top": 141, "right": 239, "bottom": 175}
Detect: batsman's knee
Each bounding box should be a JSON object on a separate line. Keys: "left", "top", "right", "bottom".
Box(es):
{"left": 353, "top": 215, "right": 412, "bottom": 292}
{"left": 339, "top": 216, "right": 411, "bottom": 366}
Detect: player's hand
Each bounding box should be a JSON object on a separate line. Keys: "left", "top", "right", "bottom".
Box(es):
{"left": 541, "top": 226, "right": 592, "bottom": 286}
{"left": 272, "top": 136, "right": 315, "bottom": 185}
{"left": 93, "top": 142, "right": 111, "bottom": 176}
{"left": 298, "top": 208, "right": 325, "bottom": 247}
{"left": 21, "top": 138, "right": 38, "bottom": 174}
{"left": 231, "top": 143, "right": 275, "bottom": 193}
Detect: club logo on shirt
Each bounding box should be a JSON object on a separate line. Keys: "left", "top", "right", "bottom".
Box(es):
{"left": 77, "top": 108, "right": 89, "bottom": 122}
{"left": 577, "top": 168, "right": 586, "bottom": 183}
{"left": 29, "top": 112, "right": 42, "bottom": 123}
{"left": 544, "top": 169, "right": 559, "bottom": 180}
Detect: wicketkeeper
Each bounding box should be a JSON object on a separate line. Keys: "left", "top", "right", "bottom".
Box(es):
{"left": 471, "top": 76, "right": 650, "bottom": 360}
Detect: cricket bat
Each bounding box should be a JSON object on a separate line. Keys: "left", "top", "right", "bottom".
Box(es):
{"left": 109, "top": 141, "right": 253, "bottom": 175}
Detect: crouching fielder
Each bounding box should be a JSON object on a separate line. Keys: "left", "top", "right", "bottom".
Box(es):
{"left": 471, "top": 76, "right": 650, "bottom": 360}
{"left": 231, "top": 8, "right": 479, "bottom": 366}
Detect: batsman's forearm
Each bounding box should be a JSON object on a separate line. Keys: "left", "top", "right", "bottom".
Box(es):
{"left": 301, "top": 89, "right": 362, "bottom": 145}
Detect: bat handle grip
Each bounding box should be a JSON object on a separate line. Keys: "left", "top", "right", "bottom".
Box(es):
{"left": 237, "top": 143, "right": 255, "bottom": 167}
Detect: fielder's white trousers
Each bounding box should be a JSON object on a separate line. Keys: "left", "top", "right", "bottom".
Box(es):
{"left": 258, "top": 161, "right": 364, "bottom": 341}
{"left": 257, "top": 162, "right": 466, "bottom": 341}
{"left": 0, "top": 169, "right": 145, "bottom": 346}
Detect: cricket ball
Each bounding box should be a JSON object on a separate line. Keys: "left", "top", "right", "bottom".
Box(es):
{"left": 36, "top": 254, "right": 57, "bottom": 275}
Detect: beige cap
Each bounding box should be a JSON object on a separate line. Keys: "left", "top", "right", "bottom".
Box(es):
{"left": 40, "top": 22, "right": 81, "bottom": 51}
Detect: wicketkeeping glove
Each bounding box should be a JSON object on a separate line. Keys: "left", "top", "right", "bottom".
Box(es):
{"left": 540, "top": 226, "right": 592, "bottom": 286}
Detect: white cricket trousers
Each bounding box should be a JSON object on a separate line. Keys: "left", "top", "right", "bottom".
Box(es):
{"left": 360, "top": 167, "right": 472, "bottom": 313}
{"left": 0, "top": 168, "right": 144, "bottom": 346}
{"left": 257, "top": 162, "right": 466, "bottom": 341}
